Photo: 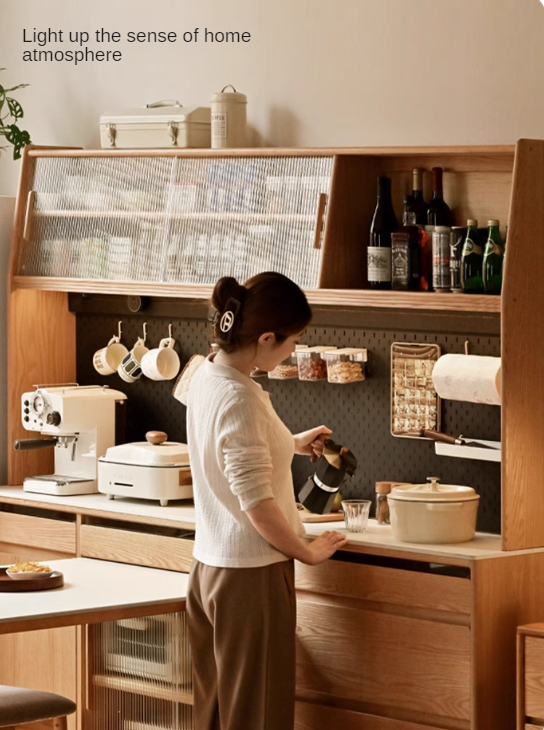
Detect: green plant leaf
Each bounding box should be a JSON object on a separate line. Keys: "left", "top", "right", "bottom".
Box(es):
{"left": 6, "top": 97, "right": 23, "bottom": 120}
{"left": 5, "top": 125, "right": 31, "bottom": 160}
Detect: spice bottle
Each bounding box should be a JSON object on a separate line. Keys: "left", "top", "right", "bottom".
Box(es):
{"left": 375, "top": 481, "right": 392, "bottom": 524}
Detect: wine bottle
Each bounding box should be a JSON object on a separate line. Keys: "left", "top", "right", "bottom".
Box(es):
{"left": 367, "top": 176, "right": 398, "bottom": 290}
{"left": 411, "top": 168, "right": 428, "bottom": 225}
{"left": 427, "top": 167, "right": 452, "bottom": 226}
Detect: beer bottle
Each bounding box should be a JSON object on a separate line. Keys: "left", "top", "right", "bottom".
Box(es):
{"left": 461, "top": 219, "right": 484, "bottom": 293}
{"left": 483, "top": 219, "right": 504, "bottom": 295}
{"left": 368, "top": 176, "right": 398, "bottom": 290}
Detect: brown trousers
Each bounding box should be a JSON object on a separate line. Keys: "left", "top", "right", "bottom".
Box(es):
{"left": 187, "top": 559, "right": 297, "bottom": 730}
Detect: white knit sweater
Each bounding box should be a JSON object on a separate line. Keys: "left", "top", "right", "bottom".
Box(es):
{"left": 186, "top": 356, "right": 305, "bottom": 568}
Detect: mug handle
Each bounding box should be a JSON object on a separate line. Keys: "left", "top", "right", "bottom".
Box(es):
{"left": 160, "top": 337, "right": 176, "bottom": 349}
{"left": 108, "top": 335, "right": 120, "bottom": 346}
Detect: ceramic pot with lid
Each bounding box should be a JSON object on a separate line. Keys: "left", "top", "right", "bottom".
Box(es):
{"left": 388, "top": 476, "right": 479, "bottom": 544}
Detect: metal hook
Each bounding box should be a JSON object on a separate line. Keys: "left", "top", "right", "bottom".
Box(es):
{"left": 142, "top": 322, "right": 147, "bottom": 343}
{"left": 168, "top": 323, "right": 173, "bottom": 339}
{"left": 464, "top": 340, "right": 470, "bottom": 356}
{"left": 117, "top": 321, "right": 122, "bottom": 341}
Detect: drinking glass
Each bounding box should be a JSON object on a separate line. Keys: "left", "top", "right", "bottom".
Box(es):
{"left": 341, "top": 500, "right": 371, "bottom": 533}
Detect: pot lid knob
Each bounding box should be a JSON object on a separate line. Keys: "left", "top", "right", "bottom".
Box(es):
{"left": 146, "top": 430, "right": 168, "bottom": 445}
{"left": 427, "top": 476, "right": 441, "bottom": 491}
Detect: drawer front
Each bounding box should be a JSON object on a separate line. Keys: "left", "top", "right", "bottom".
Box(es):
{"left": 80, "top": 524, "right": 194, "bottom": 572}
{"left": 296, "top": 597, "right": 471, "bottom": 722}
{"left": 0, "top": 512, "right": 76, "bottom": 554}
{"left": 295, "top": 559, "right": 470, "bottom": 616}
{"left": 295, "top": 701, "right": 455, "bottom": 730}
{"left": 525, "top": 637, "right": 544, "bottom": 720}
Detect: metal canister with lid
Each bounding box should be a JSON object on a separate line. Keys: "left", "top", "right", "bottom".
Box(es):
{"left": 432, "top": 226, "right": 451, "bottom": 292}
{"left": 210, "top": 85, "right": 247, "bottom": 149}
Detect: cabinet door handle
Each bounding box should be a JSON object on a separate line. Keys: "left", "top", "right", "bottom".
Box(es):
{"left": 23, "top": 190, "right": 36, "bottom": 241}
{"left": 313, "top": 192, "right": 328, "bottom": 250}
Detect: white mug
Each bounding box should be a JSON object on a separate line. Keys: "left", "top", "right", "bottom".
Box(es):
{"left": 118, "top": 338, "right": 149, "bottom": 383}
{"left": 141, "top": 338, "right": 181, "bottom": 381}
{"left": 93, "top": 337, "right": 129, "bottom": 376}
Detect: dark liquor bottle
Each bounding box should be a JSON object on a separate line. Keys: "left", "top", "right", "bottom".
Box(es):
{"left": 461, "top": 219, "right": 484, "bottom": 293}
{"left": 483, "top": 219, "right": 504, "bottom": 294}
{"left": 411, "top": 168, "right": 428, "bottom": 225}
{"left": 392, "top": 199, "right": 420, "bottom": 291}
{"left": 427, "top": 167, "right": 452, "bottom": 226}
{"left": 368, "top": 176, "right": 398, "bottom": 290}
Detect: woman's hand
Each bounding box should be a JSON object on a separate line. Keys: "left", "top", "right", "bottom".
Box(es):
{"left": 294, "top": 425, "right": 332, "bottom": 461}
{"left": 302, "top": 530, "right": 348, "bottom": 565}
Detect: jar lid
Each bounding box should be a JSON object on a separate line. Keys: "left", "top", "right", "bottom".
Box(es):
{"left": 388, "top": 477, "right": 478, "bottom": 502}
{"left": 434, "top": 226, "right": 451, "bottom": 233}
{"left": 324, "top": 347, "right": 368, "bottom": 360}
{"left": 211, "top": 85, "right": 247, "bottom": 104}
{"left": 298, "top": 346, "right": 336, "bottom": 355}
{"left": 375, "top": 481, "right": 392, "bottom": 494}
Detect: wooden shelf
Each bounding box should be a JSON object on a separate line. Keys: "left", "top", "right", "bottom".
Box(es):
{"left": 34, "top": 211, "right": 317, "bottom": 223}
{"left": 12, "top": 277, "right": 501, "bottom": 312}
{"left": 92, "top": 673, "right": 193, "bottom": 704}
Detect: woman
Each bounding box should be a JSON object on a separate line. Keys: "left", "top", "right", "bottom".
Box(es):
{"left": 186, "top": 272, "right": 348, "bottom": 730}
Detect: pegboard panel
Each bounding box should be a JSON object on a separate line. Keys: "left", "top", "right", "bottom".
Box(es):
{"left": 77, "top": 314, "right": 501, "bottom": 534}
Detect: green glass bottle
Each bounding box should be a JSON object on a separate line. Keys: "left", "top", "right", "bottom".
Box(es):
{"left": 461, "top": 219, "right": 484, "bottom": 293}
{"left": 483, "top": 219, "right": 504, "bottom": 295}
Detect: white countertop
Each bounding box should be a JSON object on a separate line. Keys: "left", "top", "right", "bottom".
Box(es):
{"left": 302, "top": 519, "right": 541, "bottom": 560}
{"left": 0, "top": 486, "right": 196, "bottom": 525}
{"left": 0, "top": 558, "right": 188, "bottom": 633}
{"left": 1, "top": 485, "right": 541, "bottom": 561}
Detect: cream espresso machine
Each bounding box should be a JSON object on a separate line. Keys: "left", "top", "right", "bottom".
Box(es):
{"left": 14, "top": 385, "right": 127, "bottom": 496}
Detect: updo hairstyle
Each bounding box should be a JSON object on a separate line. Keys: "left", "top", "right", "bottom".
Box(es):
{"left": 211, "top": 272, "right": 312, "bottom": 354}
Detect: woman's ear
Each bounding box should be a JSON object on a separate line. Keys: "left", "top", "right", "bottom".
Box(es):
{"left": 257, "top": 332, "right": 277, "bottom": 346}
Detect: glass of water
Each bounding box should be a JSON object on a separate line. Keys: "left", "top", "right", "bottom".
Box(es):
{"left": 341, "top": 500, "right": 371, "bottom": 533}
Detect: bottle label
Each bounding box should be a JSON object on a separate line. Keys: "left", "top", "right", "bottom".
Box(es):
{"left": 368, "top": 247, "right": 391, "bottom": 282}
{"left": 462, "top": 238, "right": 483, "bottom": 256}
{"left": 391, "top": 241, "right": 409, "bottom": 285}
{"left": 484, "top": 241, "right": 504, "bottom": 256}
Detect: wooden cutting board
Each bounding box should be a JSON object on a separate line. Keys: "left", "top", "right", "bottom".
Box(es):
{"left": 297, "top": 505, "right": 345, "bottom": 523}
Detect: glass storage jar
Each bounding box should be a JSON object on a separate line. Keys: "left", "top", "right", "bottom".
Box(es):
{"left": 268, "top": 345, "right": 308, "bottom": 380}
{"left": 296, "top": 346, "right": 335, "bottom": 381}
{"left": 324, "top": 348, "right": 368, "bottom": 384}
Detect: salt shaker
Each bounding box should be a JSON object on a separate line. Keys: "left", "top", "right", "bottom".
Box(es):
{"left": 375, "top": 481, "right": 392, "bottom": 524}
{"left": 210, "top": 85, "right": 247, "bottom": 149}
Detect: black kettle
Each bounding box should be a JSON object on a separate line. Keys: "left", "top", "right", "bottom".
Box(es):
{"left": 298, "top": 439, "right": 358, "bottom": 515}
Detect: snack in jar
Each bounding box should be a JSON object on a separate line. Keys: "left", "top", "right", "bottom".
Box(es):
{"left": 324, "top": 347, "right": 368, "bottom": 384}
{"left": 296, "top": 346, "right": 335, "bottom": 381}
{"left": 268, "top": 345, "right": 308, "bottom": 380}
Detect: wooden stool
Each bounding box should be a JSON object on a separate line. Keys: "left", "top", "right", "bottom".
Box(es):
{"left": 0, "top": 685, "right": 76, "bottom": 730}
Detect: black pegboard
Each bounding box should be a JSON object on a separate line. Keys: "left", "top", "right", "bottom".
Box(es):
{"left": 76, "top": 313, "right": 501, "bottom": 534}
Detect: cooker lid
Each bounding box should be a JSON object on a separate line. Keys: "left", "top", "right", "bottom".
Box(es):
{"left": 103, "top": 431, "right": 190, "bottom": 467}
{"left": 389, "top": 477, "right": 478, "bottom": 502}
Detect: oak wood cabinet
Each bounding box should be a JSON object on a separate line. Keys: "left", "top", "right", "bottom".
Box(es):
{"left": 517, "top": 624, "right": 544, "bottom": 729}
{"left": 6, "top": 140, "right": 544, "bottom": 729}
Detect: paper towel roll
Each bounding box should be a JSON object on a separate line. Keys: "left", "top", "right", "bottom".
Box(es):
{"left": 431, "top": 354, "right": 502, "bottom": 406}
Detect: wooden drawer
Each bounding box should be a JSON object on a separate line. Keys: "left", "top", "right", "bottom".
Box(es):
{"left": 295, "top": 558, "right": 471, "bottom": 617}
{"left": 525, "top": 636, "right": 544, "bottom": 720}
{"left": 295, "top": 701, "right": 455, "bottom": 730}
{"left": 296, "top": 595, "right": 471, "bottom": 723}
{"left": 0, "top": 511, "right": 76, "bottom": 554}
{"left": 80, "top": 524, "right": 194, "bottom": 572}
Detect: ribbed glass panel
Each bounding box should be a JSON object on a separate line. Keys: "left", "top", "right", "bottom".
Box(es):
{"left": 17, "top": 155, "right": 332, "bottom": 289}
{"left": 88, "top": 612, "right": 192, "bottom": 730}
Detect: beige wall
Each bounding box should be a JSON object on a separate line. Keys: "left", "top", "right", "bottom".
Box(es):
{"left": 1, "top": 0, "right": 544, "bottom": 193}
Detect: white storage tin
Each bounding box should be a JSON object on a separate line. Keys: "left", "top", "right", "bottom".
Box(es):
{"left": 100, "top": 100, "right": 211, "bottom": 149}
{"left": 388, "top": 477, "right": 479, "bottom": 544}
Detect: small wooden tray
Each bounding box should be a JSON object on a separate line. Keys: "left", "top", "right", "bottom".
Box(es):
{"left": 0, "top": 567, "right": 64, "bottom": 592}
{"left": 297, "top": 505, "right": 345, "bottom": 523}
